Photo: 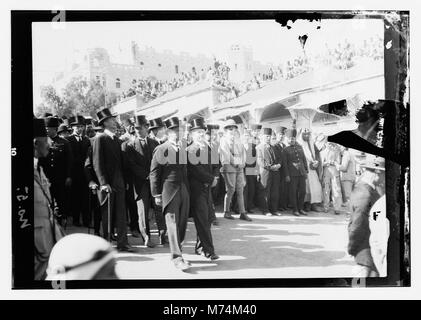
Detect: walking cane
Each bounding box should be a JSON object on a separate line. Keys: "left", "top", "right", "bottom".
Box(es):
{"left": 87, "top": 188, "right": 92, "bottom": 235}
{"left": 107, "top": 189, "right": 111, "bottom": 243}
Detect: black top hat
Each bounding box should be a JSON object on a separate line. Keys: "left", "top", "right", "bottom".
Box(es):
{"left": 285, "top": 128, "right": 297, "bottom": 138}
{"left": 69, "top": 115, "right": 86, "bottom": 126}
{"left": 57, "top": 124, "right": 72, "bottom": 134}
{"left": 34, "top": 118, "right": 47, "bottom": 137}
{"left": 44, "top": 116, "right": 61, "bottom": 128}
{"left": 165, "top": 117, "right": 180, "bottom": 129}
{"left": 96, "top": 108, "right": 117, "bottom": 125}
{"left": 262, "top": 128, "right": 273, "bottom": 135}
{"left": 250, "top": 124, "right": 262, "bottom": 131}
{"left": 148, "top": 118, "right": 164, "bottom": 130}
{"left": 189, "top": 117, "right": 206, "bottom": 131}
{"left": 134, "top": 115, "right": 148, "bottom": 128}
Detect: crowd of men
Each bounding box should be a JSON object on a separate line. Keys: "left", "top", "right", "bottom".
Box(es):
{"left": 34, "top": 106, "right": 382, "bottom": 280}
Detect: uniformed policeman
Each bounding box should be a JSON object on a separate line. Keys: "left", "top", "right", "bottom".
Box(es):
{"left": 39, "top": 116, "right": 73, "bottom": 225}
{"left": 284, "top": 128, "right": 309, "bottom": 216}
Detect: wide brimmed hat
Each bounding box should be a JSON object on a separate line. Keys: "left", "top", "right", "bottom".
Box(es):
{"left": 250, "top": 124, "right": 262, "bottom": 131}
{"left": 285, "top": 128, "right": 297, "bottom": 138}
{"left": 360, "top": 157, "right": 385, "bottom": 171}
{"left": 223, "top": 119, "right": 238, "bottom": 130}
{"left": 148, "top": 117, "right": 164, "bottom": 130}
{"left": 57, "top": 124, "right": 72, "bottom": 134}
{"left": 34, "top": 118, "right": 47, "bottom": 137}
{"left": 262, "top": 127, "right": 273, "bottom": 135}
{"left": 70, "top": 115, "right": 87, "bottom": 126}
{"left": 134, "top": 115, "right": 148, "bottom": 128}
{"left": 44, "top": 116, "right": 61, "bottom": 128}
{"left": 96, "top": 109, "right": 117, "bottom": 125}
{"left": 189, "top": 117, "right": 206, "bottom": 131}
{"left": 164, "top": 117, "right": 180, "bottom": 129}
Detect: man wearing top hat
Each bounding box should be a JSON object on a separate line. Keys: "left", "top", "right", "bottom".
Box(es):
{"left": 186, "top": 117, "right": 220, "bottom": 260}
{"left": 67, "top": 115, "right": 91, "bottom": 227}
{"left": 92, "top": 108, "right": 134, "bottom": 252}
{"left": 148, "top": 117, "right": 167, "bottom": 145}
{"left": 39, "top": 116, "right": 73, "bottom": 226}
{"left": 34, "top": 117, "right": 64, "bottom": 280}
{"left": 150, "top": 117, "right": 191, "bottom": 270}
{"left": 348, "top": 156, "right": 385, "bottom": 277}
{"left": 244, "top": 124, "right": 262, "bottom": 214}
{"left": 256, "top": 128, "right": 282, "bottom": 216}
{"left": 122, "top": 115, "right": 167, "bottom": 246}
{"left": 284, "top": 128, "right": 309, "bottom": 216}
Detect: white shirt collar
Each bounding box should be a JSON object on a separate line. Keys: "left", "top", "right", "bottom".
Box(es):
{"left": 104, "top": 129, "right": 115, "bottom": 139}
{"left": 34, "top": 157, "right": 38, "bottom": 168}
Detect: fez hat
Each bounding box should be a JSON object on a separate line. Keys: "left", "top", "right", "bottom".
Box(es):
{"left": 148, "top": 117, "right": 164, "bottom": 130}
{"left": 69, "top": 115, "right": 86, "bottom": 126}
{"left": 250, "top": 124, "right": 262, "bottom": 131}
{"left": 134, "top": 115, "right": 148, "bottom": 128}
{"left": 164, "top": 117, "right": 180, "bottom": 129}
{"left": 44, "top": 116, "right": 61, "bottom": 128}
{"left": 189, "top": 117, "right": 206, "bottom": 131}
{"left": 223, "top": 119, "right": 238, "bottom": 130}
{"left": 96, "top": 108, "right": 116, "bottom": 125}
{"left": 262, "top": 127, "right": 273, "bottom": 135}
{"left": 360, "top": 157, "right": 385, "bottom": 171}
{"left": 34, "top": 118, "right": 47, "bottom": 137}
{"left": 285, "top": 128, "right": 297, "bottom": 138}
{"left": 57, "top": 124, "right": 72, "bottom": 134}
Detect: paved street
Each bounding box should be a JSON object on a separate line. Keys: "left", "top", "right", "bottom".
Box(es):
{"left": 68, "top": 208, "right": 356, "bottom": 279}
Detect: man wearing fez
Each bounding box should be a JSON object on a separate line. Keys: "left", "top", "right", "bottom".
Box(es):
{"left": 39, "top": 117, "right": 73, "bottom": 226}
{"left": 244, "top": 124, "right": 261, "bottom": 214}
{"left": 204, "top": 124, "right": 221, "bottom": 225}
{"left": 148, "top": 117, "right": 167, "bottom": 144}
{"left": 273, "top": 126, "right": 289, "bottom": 211}
{"left": 298, "top": 129, "right": 324, "bottom": 213}
{"left": 150, "top": 117, "right": 191, "bottom": 270}
{"left": 284, "top": 128, "right": 309, "bottom": 216}
{"left": 92, "top": 108, "right": 134, "bottom": 252}
{"left": 34, "top": 118, "right": 64, "bottom": 280}
{"left": 219, "top": 119, "right": 251, "bottom": 221}
{"left": 348, "top": 157, "right": 385, "bottom": 277}
{"left": 256, "top": 128, "right": 282, "bottom": 216}
{"left": 67, "top": 115, "right": 91, "bottom": 227}
{"left": 186, "top": 118, "right": 220, "bottom": 260}
{"left": 123, "top": 115, "right": 167, "bottom": 246}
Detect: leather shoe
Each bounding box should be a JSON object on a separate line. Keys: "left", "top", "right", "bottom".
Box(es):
{"left": 206, "top": 253, "right": 220, "bottom": 260}
{"left": 131, "top": 230, "right": 141, "bottom": 238}
{"left": 117, "top": 245, "right": 135, "bottom": 253}
{"left": 240, "top": 213, "right": 252, "bottom": 221}
{"left": 299, "top": 210, "right": 308, "bottom": 216}
{"left": 224, "top": 212, "right": 235, "bottom": 220}
{"left": 292, "top": 211, "right": 300, "bottom": 216}
{"left": 211, "top": 219, "right": 219, "bottom": 226}
{"left": 173, "top": 257, "right": 191, "bottom": 271}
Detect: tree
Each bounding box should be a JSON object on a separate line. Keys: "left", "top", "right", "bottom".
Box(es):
{"left": 40, "top": 85, "right": 65, "bottom": 116}
{"left": 34, "top": 103, "right": 51, "bottom": 118}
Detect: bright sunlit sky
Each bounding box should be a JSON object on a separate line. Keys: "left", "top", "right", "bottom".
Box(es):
{"left": 32, "top": 19, "right": 383, "bottom": 104}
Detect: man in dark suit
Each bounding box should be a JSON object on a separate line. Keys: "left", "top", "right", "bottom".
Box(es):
{"left": 244, "top": 124, "right": 261, "bottom": 213}
{"left": 273, "top": 126, "right": 289, "bottom": 211}
{"left": 122, "top": 115, "right": 167, "bottom": 247}
{"left": 150, "top": 117, "right": 191, "bottom": 271}
{"left": 256, "top": 128, "right": 282, "bottom": 216}
{"left": 92, "top": 108, "right": 133, "bottom": 252}
{"left": 67, "top": 115, "right": 91, "bottom": 227}
{"left": 284, "top": 128, "right": 309, "bottom": 216}
{"left": 187, "top": 118, "right": 219, "bottom": 260}
{"left": 148, "top": 117, "right": 167, "bottom": 145}
{"left": 39, "top": 116, "right": 73, "bottom": 226}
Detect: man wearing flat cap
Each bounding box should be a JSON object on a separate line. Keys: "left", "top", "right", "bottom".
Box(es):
{"left": 34, "top": 118, "right": 64, "bottom": 280}
{"left": 348, "top": 156, "right": 385, "bottom": 277}
{"left": 67, "top": 115, "right": 91, "bottom": 227}
{"left": 92, "top": 108, "right": 134, "bottom": 252}
{"left": 284, "top": 128, "right": 309, "bottom": 216}
{"left": 39, "top": 116, "right": 73, "bottom": 226}
{"left": 186, "top": 117, "right": 220, "bottom": 260}
{"left": 150, "top": 117, "right": 191, "bottom": 270}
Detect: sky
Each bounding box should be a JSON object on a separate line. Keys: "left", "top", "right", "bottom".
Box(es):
{"left": 32, "top": 19, "right": 383, "bottom": 105}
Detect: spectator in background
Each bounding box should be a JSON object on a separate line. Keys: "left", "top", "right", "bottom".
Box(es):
{"left": 337, "top": 146, "right": 357, "bottom": 213}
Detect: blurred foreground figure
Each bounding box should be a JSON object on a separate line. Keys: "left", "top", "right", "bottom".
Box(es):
{"left": 46, "top": 234, "right": 118, "bottom": 280}
{"left": 348, "top": 157, "right": 385, "bottom": 278}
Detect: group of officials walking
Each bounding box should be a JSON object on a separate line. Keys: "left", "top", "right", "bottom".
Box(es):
{"left": 34, "top": 107, "right": 359, "bottom": 277}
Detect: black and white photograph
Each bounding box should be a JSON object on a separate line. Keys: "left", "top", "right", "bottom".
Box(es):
{"left": 7, "top": 4, "right": 413, "bottom": 299}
